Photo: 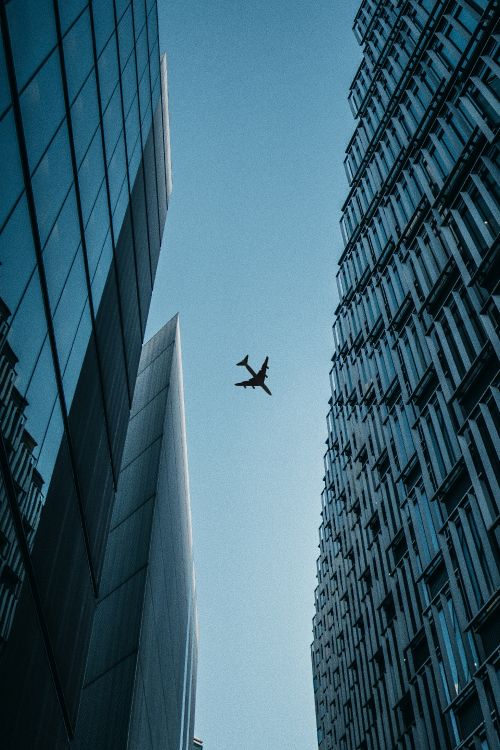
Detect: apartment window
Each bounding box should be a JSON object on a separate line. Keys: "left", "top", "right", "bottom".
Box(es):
{"left": 435, "top": 594, "right": 478, "bottom": 696}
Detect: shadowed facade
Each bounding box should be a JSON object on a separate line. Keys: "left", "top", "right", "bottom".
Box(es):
{"left": 312, "top": 1, "right": 499, "bottom": 749}
{"left": 0, "top": 1, "right": 198, "bottom": 747}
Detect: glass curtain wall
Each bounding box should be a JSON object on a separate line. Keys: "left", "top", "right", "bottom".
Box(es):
{"left": 0, "top": 1, "right": 168, "bottom": 746}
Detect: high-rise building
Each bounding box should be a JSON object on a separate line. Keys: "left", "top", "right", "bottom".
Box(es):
{"left": 312, "top": 2, "right": 499, "bottom": 750}
{"left": 75, "top": 316, "right": 198, "bottom": 749}
{"left": 0, "top": 2, "right": 197, "bottom": 748}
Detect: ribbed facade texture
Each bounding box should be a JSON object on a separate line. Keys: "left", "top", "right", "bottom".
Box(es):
{"left": 312, "top": 1, "right": 499, "bottom": 749}
{"left": 75, "top": 317, "right": 198, "bottom": 750}
{"left": 0, "top": 1, "right": 186, "bottom": 748}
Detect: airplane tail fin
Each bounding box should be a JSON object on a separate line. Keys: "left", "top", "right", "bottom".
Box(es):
{"left": 236, "top": 355, "right": 249, "bottom": 367}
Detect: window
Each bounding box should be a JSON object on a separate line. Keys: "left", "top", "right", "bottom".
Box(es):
{"left": 20, "top": 51, "right": 66, "bottom": 174}
{"left": 7, "top": 0, "right": 57, "bottom": 91}
{"left": 63, "top": 9, "right": 94, "bottom": 104}
{"left": 31, "top": 122, "right": 74, "bottom": 245}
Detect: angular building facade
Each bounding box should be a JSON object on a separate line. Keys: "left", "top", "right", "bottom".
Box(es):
{"left": 312, "top": 2, "right": 499, "bottom": 750}
{"left": 75, "top": 317, "right": 198, "bottom": 750}
{"left": 0, "top": 1, "right": 197, "bottom": 748}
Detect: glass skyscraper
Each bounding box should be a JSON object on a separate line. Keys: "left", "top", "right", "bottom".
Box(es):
{"left": 75, "top": 316, "right": 198, "bottom": 750}
{"left": 0, "top": 2, "right": 197, "bottom": 748}
{"left": 312, "top": 2, "right": 499, "bottom": 750}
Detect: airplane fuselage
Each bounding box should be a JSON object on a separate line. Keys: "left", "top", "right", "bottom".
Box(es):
{"left": 235, "top": 356, "right": 272, "bottom": 396}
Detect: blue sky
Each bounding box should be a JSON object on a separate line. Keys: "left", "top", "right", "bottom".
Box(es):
{"left": 147, "top": 1, "right": 361, "bottom": 746}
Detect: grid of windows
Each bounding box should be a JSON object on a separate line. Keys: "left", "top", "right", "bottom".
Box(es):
{"left": 312, "top": 2, "right": 499, "bottom": 749}
{"left": 0, "top": 2, "right": 169, "bottom": 746}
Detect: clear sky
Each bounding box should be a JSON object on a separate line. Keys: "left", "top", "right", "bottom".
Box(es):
{"left": 147, "top": 1, "right": 361, "bottom": 747}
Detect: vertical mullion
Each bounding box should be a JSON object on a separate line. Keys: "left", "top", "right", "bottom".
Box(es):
{"left": 129, "top": 0, "right": 154, "bottom": 289}
{"left": 0, "top": 6, "right": 79, "bottom": 736}
{"left": 142, "top": 0, "right": 163, "bottom": 247}
{"left": 112, "top": 0, "right": 145, "bottom": 333}
{"left": 51, "top": 0, "right": 118, "bottom": 495}
{"left": 88, "top": 0, "right": 133, "bottom": 404}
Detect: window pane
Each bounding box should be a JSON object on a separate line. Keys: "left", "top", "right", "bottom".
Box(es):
{"left": 20, "top": 50, "right": 65, "bottom": 173}
{"left": 24, "top": 338, "right": 59, "bottom": 457}
{"left": 7, "top": 268, "right": 48, "bottom": 395}
{"left": 112, "top": 177, "right": 128, "bottom": 239}
{"left": 37, "top": 397, "right": 64, "bottom": 493}
{"left": 58, "top": 0, "right": 87, "bottom": 35}
{"left": 121, "top": 49, "right": 137, "bottom": 116}
{"left": 118, "top": 7, "right": 134, "bottom": 70}
{"left": 103, "top": 86, "right": 123, "bottom": 158}
{"left": 147, "top": 4, "right": 158, "bottom": 53}
{"left": 7, "top": 0, "right": 57, "bottom": 91}
{"left": 62, "top": 300, "right": 92, "bottom": 408}
{"left": 132, "top": 0, "right": 146, "bottom": 39}
{"left": 92, "top": 0, "right": 116, "bottom": 55}
{"left": 137, "top": 28, "right": 150, "bottom": 87}
{"left": 71, "top": 66, "right": 100, "bottom": 168}
{"left": 91, "top": 232, "right": 113, "bottom": 312}
{"left": 43, "top": 188, "right": 82, "bottom": 313}
{"left": 78, "top": 128, "right": 105, "bottom": 225}
{"left": 84, "top": 180, "right": 109, "bottom": 277}
{"left": 31, "top": 124, "right": 74, "bottom": 245}
{"left": 108, "top": 134, "right": 127, "bottom": 211}
{"left": 0, "top": 197, "right": 36, "bottom": 315}
{"left": 63, "top": 9, "right": 94, "bottom": 104}
{"left": 52, "top": 249, "right": 88, "bottom": 374}
{"left": 0, "top": 34, "right": 10, "bottom": 118}
{"left": 125, "top": 94, "right": 140, "bottom": 154}
{"left": 98, "top": 33, "right": 119, "bottom": 110}
{"left": 0, "top": 110, "right": 24, "bottom": 229}
{"left": 116, "top": 0, "right": 131, "bottom": 22}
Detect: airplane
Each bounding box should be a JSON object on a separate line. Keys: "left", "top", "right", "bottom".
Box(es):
{"left": 235, "top": 355, "right": 272, "bottom": 396}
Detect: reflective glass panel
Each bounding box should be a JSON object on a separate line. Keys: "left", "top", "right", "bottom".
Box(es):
{"left": 121, "top": 50, "right": 137, "bottom": 116}
{"left": 118, "top": 7, "right": 134, "bottom": 69}
{"left": 91, "top": 232, "right": 113, "bottom": 313}
{"left": 7, "top": 270, "right": 48, "bottom": 395}
{"left": 63, "top": 8, "right": 94, "bottom": 104}
{"left": 20, "top": 50, "right": 65, "bottom": 173}
{"left": 31, "top": 123, "right": 74, "bottom": 246}
{"left": 62, "top": 300, "right": 92, "bottom": 408}
{"left": 0, "top": 110, "right": 24, "bottom": 229}
{"left": 43, "top": 188, "right": 82, "bottom": 313}
{"left": 134, "top": 23, "right": 148, "bottom": 81}
{"left": 116, "top": 0, "right": 131, "bottom": 21}
{"left": 0, "top": 197, "right": 35, "bottom": 316}
{"left": 112, "top": 178, "right": 128, "bottom": 239}
{"left": 52, "top": 249, "right": 88, "bottom": 374}
{"left": 108, "top": 134, "right": 127, "bottom": 211}
{"left": 147, "top": 5, "right": 158, "bottom": 52}
{"left": 98, "top": 33, "right": 119, "bottom": 110}
{"left": 36, "top": 397, "right": 64, "bottom": 495}
{"left": 125, "top": 94, "right": 140, "bottom": 153}
{"left": 132, "top": 0, "right": 146, "bottom": 39}
{"left": 84, "top": 180, "right": 109, "bottom": 277}
{"left": 70, "top": 67, "right": 100, "bottom": 168}
{"left": 7, "top": 0, "right": 57, "bottom": 90}
{"left": 24, "top": 338, "right": 58, "bottom": 454}
{"left": 92, "top": 0, "right": 116, "bottom": 55}
{"left": 58, "top": 0, "right": 88, "bottom": 35}
{"left": 78, "top": 128, "right": 105, "bottom": 225}
{"left": 0, "top": 34, "right": 10, "bottom": 118}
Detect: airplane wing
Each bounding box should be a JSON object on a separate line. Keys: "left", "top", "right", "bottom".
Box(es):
{"left": 235, "top": 378, "right": 256, "bottom": 387}
{"left": 257, "top": 357, "right": 269, "bottom": 379}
